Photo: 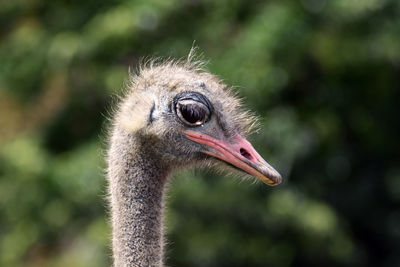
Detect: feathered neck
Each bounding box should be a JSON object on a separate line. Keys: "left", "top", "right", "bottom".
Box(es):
{"left": 107, "top": 129, "right": 169, "bottom": 266}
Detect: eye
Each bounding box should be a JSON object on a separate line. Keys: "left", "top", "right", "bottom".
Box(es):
{"left": 176, "top": 98, "right": 210, "bottom": 126}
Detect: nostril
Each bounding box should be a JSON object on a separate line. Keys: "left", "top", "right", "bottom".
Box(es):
{"left": 240, "top": 148, "right": 252, "bottom": 160}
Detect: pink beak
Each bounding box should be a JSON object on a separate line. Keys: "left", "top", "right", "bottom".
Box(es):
{"left": 185, "top": 130, "right": 282, "bottom": 186}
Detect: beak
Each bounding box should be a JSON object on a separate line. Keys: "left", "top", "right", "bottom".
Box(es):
{"left": 185, "top": 130, "right": 282, "bottom": 186}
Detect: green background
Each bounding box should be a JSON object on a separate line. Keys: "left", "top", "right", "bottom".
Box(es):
{"left": 1, "top": 0, "right": 399, "bottom": 266}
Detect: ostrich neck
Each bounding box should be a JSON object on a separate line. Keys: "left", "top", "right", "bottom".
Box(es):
{"left": 108, "top": 132, "right": 169, "bottom": 267}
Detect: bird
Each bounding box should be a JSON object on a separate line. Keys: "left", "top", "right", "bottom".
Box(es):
{"left": 106, "top": 56, "right": 282, "bottom": 266}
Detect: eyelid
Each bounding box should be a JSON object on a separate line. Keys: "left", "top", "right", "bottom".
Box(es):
{"left": 178, "top": 99, "right": 208, "bottom": 108}
{"left": 172, "top": 91, "right": 213, "bottom": 113}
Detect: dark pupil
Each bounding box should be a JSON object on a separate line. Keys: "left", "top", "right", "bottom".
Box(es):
{"left": 180, "top": 104, "right": 206, "bottom": 124}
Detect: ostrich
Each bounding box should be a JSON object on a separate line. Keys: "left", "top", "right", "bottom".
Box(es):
{"left": 106, "top": 57, "right": 282, "bottom": 266}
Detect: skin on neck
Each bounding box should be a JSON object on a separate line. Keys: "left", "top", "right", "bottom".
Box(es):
{"left": 108, "top": 129, "right": 169, "bottom": 267}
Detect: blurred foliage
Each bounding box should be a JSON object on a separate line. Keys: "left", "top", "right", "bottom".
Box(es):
{"left": 0, "top": 0, "right": 399, "bottom": 266}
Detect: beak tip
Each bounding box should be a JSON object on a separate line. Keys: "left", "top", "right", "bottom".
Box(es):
{"left": 267, "top": 175, "right": 282, "bottom": 186}
{"left": 259, "top": 164, "right": 282, "bottom": 186}
{"left": 274, "top": 174, "right": 283, "bottom": 186}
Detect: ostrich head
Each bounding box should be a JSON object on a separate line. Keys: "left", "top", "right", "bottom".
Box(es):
{"left": 115, "top": 60, "right": 281, "bottom": 185}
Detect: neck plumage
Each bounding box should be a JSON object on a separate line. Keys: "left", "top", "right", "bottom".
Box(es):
{"left": 107, "top": 131, "right": 169, "bottom": 267}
